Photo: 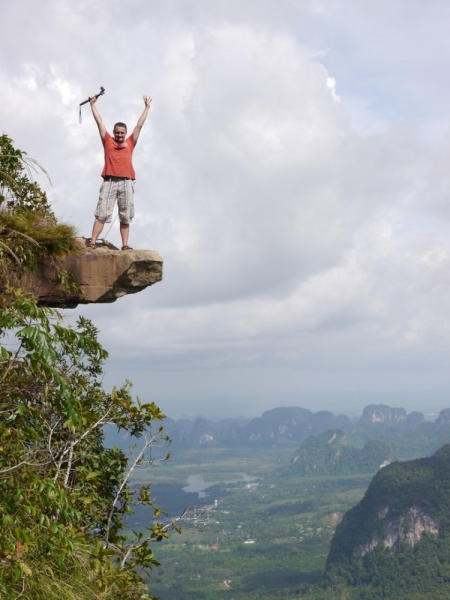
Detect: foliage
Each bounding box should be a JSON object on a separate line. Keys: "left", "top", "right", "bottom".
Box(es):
{"left": 324, "top": 445, "right": 450, "bottom": 598}
{"left": 291, "top": 430, "right": 391, "bottom": 476}
{"left": 0, "top": 133, "right": 52, "bottom": 214}
{"left": 0, "top": 135, "right": 184, "bottom": 598}
{"left": 323, "top": 536, "right": 450, "bottom": 599}
{"left": 0, "top": 290, "right": 179, "bottom": 599}
{"left": 135, "top": 440, "right": 450, "bottom": 599}
{"left": 0, "top": 134, "right": 79, "bottom": 277}
{"left": 0, "top": 209, "right": 79, "bottom": 272}
{"left": 139, "top": 446, "right": 371, "bottom": 599}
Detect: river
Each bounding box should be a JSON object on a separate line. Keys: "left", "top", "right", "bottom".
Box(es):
{"left": 182, "top": 473, "right": 259, "bottom": 498}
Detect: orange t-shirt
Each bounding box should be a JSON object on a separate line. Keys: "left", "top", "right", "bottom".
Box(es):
{"left": 101, "top": 132, "right": 136, "bottom": 179}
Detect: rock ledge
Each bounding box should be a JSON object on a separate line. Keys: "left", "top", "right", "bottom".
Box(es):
{"left": 19, "top": 239, "right": 163, "bottom": 308}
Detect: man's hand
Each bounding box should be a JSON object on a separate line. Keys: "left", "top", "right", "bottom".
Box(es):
{"left": 90, "top": 96, "right": 106, "bottom": 140}
{"left": 133, "top": 96, "right": 152, "bottom": 142}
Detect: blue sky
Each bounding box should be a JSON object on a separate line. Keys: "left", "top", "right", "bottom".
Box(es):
{"left": 2, "top": 0, "right": 450, "bottom": 418}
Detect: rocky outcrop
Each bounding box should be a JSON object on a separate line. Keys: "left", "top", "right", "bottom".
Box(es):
{"left": 436, "top": 408, "right": 450, "bottom": 427}
{"left": 360, "top": 404, "right": 407, "bottom": 424}
{"left": 357, "top": 506, "right": 440, "bottom": 555}
{"left": 326, "top": 444, "right": 450, "bottom": 574}
{"left": 325, "top": 444, "right": 450, "bottom": 597}
{"left": 18, "top": 239, "right": 163, "bottom": 308}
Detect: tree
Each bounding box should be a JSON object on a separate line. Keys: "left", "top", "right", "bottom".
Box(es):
{"left": 0, "top": 135, "right": 184, "bottom": 598}
{"left": 0, "top": 133, "right": 52, "bottom": 214}
{"left": 0, "top": 290, "right": 183, "bottom": 598}
{"left": 0, "top": 134, "right": 78, "bottom": 277}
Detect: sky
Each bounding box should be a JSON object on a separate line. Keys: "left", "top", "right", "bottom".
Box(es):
{"left": 3, "top": 0, "right": 450, "bottom": 419}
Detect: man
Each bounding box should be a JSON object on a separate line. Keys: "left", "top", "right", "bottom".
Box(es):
{"left": 88, "top": 95, "right": 152, "bottom": 250}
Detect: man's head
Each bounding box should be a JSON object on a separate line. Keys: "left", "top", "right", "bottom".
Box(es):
{"left": 113, "top": 122, "right": 127, "bottom": 143}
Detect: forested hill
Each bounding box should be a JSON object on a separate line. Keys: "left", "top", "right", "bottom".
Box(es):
{"left": 324, "top": 444, "right": 450, "bottom": 599}
{"left": 291, "top": 430, "right": 391, "bottom": 475}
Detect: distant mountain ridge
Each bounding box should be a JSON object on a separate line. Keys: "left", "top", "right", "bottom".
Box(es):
{"left": 164, "top": 404, "right": 450, "bottom": 457}
{"left": 161, "top": 406, "right": 353, "bottom": 448}
{"left": 104, "top": 404, "right": 450, "bottom": 460}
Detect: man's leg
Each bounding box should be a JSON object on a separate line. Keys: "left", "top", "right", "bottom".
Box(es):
{"left": 117, "top": 179, "right": 134, "bottom": 249}
{"left": 120, "top": 222, "right": 130, "bottom": 248}
{"left": 90, "top": 180, "right": 116, "bottom": 246}
{"left": 90, "top": 220, "right": 105, "bottom": 246}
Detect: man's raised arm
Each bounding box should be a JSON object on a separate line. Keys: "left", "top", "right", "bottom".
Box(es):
{"left": 90, "top": 96, "right": 107, "bottom": 140}
{"left": 132, "top": 96, "right": 152, "bottom": 143}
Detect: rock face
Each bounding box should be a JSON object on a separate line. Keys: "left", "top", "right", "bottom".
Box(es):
{"left": 19, "top": 240, "right": 163, "bottom": 308}
{"left": 436, "top": 408, "right": 450, "bottom": 427}
{"left": 325, "top": 444, "right": 450, "bottom": 600}
{"left": 360, "top": 404, "right": 408, "bottom": 424}
{"left": 356, "top": 507, "right": 440, "bottom": 556}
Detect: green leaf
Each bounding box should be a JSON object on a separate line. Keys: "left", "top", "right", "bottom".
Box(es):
{"left": 19, "top": 561, "right": 32, "bottom": 576}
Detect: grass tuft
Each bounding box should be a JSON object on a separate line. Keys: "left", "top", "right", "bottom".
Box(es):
{"left": 0, "top": 209, "right": 79, "bottom": 276}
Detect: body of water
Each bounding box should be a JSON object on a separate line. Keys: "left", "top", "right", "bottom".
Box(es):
{"left": 182, "top": 473, "right": 259, "bottom": 498}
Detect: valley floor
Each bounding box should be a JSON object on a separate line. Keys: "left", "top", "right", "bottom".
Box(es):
{"left": 129, "top": 446, "right": 372, "bottom": 599}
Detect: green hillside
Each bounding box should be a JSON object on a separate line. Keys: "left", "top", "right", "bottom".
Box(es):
{"left": 291, "top": 430, "right": 391, "bottom": 476}
{"left": 325, "top": 444, "right": 450, "bottom": 599}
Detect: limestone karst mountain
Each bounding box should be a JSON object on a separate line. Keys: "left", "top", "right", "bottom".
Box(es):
{"left": 291, "top": 429, "right": 391, "bottom": 475}
{"left": 325, "top": 444, "right": 450, "bottom": 597}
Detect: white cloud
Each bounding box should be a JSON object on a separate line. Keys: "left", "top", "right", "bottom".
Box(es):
{"left": 3, "top": 0, "right": 450, "bottom": 416}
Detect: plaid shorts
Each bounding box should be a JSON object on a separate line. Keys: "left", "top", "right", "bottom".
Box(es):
{"left": 94, "top": 178, "right": 135, "bottom": 224}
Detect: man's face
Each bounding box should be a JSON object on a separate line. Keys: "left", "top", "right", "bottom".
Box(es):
{"left": 113, "top": 126, "right": 127, "bottom": 144}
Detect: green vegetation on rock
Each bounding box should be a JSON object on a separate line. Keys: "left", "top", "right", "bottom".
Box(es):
{"left": 291, "top": 430, "right": 391, "bottom": 476}
{"left": 0, "top": 290, "right": 179, "bottom": 599}
{"left": 0, "top": 134, "right": 78, "bottom": 277}
{"left": 325, "top": 444, "right": 450, "bottom": 598}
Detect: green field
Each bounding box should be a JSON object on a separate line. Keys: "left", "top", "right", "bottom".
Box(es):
{"left": 129, "top": 446, "right": 373, "bottom": 599}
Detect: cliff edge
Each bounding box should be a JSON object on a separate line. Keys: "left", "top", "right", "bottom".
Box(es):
{"left": 17, "top": 239, "right": 163, "bottom": 308}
